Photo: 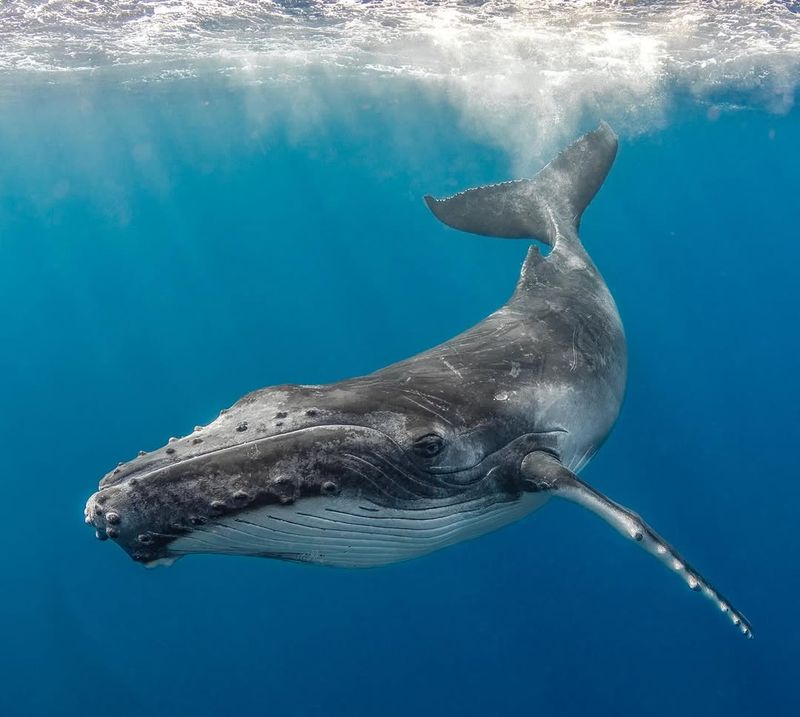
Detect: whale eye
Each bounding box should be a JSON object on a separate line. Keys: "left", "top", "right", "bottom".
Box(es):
{"left": 412, "top": 433, "right": 445, "bottom": 458}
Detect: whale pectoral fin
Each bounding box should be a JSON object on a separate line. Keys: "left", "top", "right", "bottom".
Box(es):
{"left": 520, "top": 451, "right": 752, "bottom": 638}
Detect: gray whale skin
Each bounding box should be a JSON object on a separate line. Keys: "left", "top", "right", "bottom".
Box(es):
{"left": 84, "top": 123, "right": 751, "bottom": 638}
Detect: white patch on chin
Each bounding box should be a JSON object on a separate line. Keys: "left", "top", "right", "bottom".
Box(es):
{"left": 143, "top": 556, "right": 181, "bottom": 569}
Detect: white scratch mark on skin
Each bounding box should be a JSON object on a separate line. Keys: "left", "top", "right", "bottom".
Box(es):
{"left": 400, "top": 393, "right": 454, "bottom": 428}
{"left": 441, "top": 358, "right": 463, "bottom": 379}
{"left": 569, "top": 327, "right": 578, "bottom": 373}
{"left": 570, "top": 445, "right": 592, "bottom": 472}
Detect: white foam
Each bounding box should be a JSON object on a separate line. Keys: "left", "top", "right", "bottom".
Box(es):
{"left": 0, "top": 1, "right": 797, "bottom": 164}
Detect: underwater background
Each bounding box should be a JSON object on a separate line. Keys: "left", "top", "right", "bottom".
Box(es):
{"left": 1, "top": 2, "right": 799, "bottom": 715}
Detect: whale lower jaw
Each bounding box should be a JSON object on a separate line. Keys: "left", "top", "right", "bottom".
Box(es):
{"left": 165, "top": 493, "right": 549, "bottom": 568}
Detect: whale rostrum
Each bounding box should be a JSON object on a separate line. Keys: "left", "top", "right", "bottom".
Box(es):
{"left": 84, "top": 122, "right": 751, "bottom": 638}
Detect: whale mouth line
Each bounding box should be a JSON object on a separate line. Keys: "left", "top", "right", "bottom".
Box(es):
{"left": 101, "top": 423, "right": 573, "bottom": 493}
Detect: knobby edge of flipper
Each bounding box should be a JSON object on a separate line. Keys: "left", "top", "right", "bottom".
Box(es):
{"left": 423, "top": 121, "right": 618, "bottom": 250}
{"left": 520, "top": 451, "right": 753, "bottom": 639}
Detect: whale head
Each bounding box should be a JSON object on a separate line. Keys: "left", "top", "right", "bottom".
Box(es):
{"left": 84, "top": 377, "right": 551, "bottom": 567}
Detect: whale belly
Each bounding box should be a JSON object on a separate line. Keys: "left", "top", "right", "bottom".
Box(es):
{"left": 166, "top": 493, "right": 549, "bottom": 567}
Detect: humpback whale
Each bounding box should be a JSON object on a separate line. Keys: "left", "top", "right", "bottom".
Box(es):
{"left": 84, "top": 123, "right": 751, "bottom": 637}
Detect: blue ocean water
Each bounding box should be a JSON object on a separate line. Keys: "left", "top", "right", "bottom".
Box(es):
{"left": 1, "top": 3, "right": 799, "bottom": 716}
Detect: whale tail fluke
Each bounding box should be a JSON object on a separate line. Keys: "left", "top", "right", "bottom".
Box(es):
{"left": 424, "top": 121, "right": 618, "bottom": 248}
